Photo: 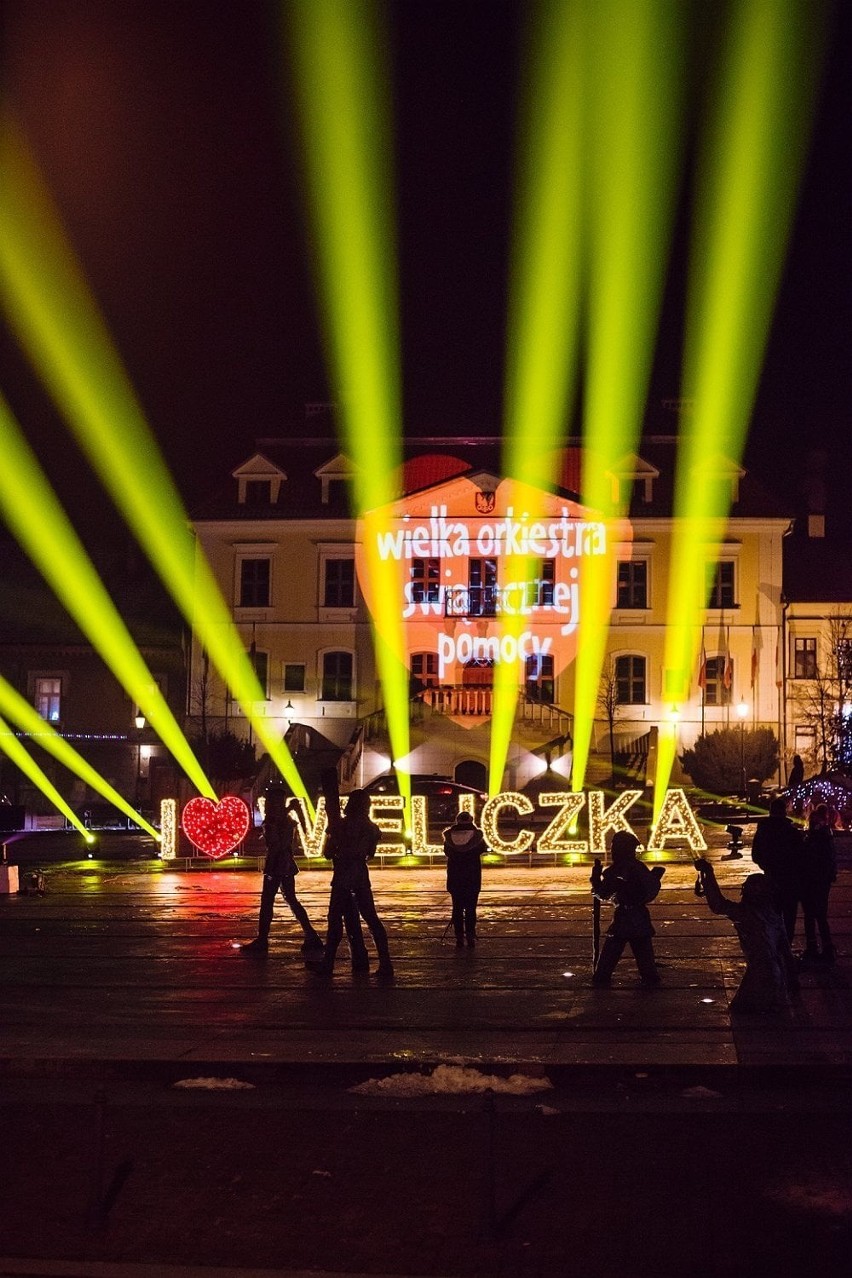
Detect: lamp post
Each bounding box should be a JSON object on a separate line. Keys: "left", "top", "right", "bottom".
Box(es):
{"left": 134, "top": 713, "right": 146, "bottom": 806}
{"left": 736, "top": 700, "right": 748, "bottom": 797}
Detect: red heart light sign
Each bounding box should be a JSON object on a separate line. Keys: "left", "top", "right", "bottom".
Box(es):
{"left": 181, "top": 796, "right": 251, "bottom": 858}
{"left": 355, "top": 467, "right": 631, "bottom": 727}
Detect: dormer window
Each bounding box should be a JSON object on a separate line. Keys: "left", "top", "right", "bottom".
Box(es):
{"left": 605, "top": 454, "right": 659, "bottom": 508}
{"left": 232, "top": 453, "right": 286, "bottom": 505}
{"left": 244, "top": 480, "right": 272, "bottom": 506}
{"left": 314, "top": 453, "right": 355, "bottom": 505}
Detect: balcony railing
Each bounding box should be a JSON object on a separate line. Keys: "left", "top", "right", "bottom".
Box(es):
{"left": 442, "top": 583, "right": 555, "bottom": 619}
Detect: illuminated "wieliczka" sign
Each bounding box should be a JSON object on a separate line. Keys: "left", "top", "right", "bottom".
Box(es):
{"left": 160, "top": 788, "right": 706, "bottom": 860}
{"left": 289, "top": 787, "right": 705, "bottom": 859}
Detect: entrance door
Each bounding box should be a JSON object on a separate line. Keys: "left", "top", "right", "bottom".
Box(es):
{"left": 455, "top": 760, "right": 486, "bottom": 791}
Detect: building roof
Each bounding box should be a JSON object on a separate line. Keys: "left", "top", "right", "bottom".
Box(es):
{"left": 192, "top": 435, "right": 790, "bottom": 523}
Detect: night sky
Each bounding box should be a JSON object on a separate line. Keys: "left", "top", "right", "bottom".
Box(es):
{"left": 1, "top": 0, "right": 850, "bottom": 538}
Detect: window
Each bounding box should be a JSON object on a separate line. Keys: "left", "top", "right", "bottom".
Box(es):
{"left": 411, "top": 652, "right": 439, "bottom": 691}
{"left": 703, "top": 655, "right": 732, "bottom": 706}
{"left": 793, "top": 638, "right": 817, "bottom": 679}
{"left": 34, "top": 676, "right": 62, "bottom": 722}
{"left": 615, "top": 655, "right": 646, "bottom": 705}
{"left": 410, "top": 558, "right": 440, "bottom": 604}
{"left": 525, "top": 653, "right": 555, "bottom": 703}
{"left": 321, "top": 651, "right": 353, "bottom": 701}
{"left": 616, "top": 560, "right": 648, "bottom": 609}
{"left": 249, "top": 649, "right": 269, "bottom": 697}
{"left": 323, "top": 558, "right": 355, "bottom": 608}
{"left": 283, "top": 663, "right": 306, "bottom": 693}
{"left": 534, "top": 559, "right": 555, "bottom": 607}
{"left": 239, "top": 558, "right": 270, "bottom": 608}
{"left": 706, "top": 561, "right": 736, "bottom": 609}
{"left": 244, "top": 480, "right": 271, "bottom": 506}
{"left": 468, "top": 558, "right": 498, "bottom": 616}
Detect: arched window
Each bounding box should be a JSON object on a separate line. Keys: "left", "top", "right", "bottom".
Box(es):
{"left": 320, "top": 651, "right": 354, "bottom": 701}
{"left": 525, "top": 653, "right": 555, "bottom": 703}
{"left": 615, "top": 654, "right": 647, "bottom": 705}
{"left": 410, "top": 652, "right": 439, "bottom": 692}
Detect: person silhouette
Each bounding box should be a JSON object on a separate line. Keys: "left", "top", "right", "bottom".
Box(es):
{"left": 590, "top": 831, "right": 665, "bottom": 987}
{"left": 307, "top": 789, "right": 393, "bottom": 981}
{"left": 750, "top": 796, "right": 804, "bottom": 943}
{"left": 799, "top": 804, "right": 837, "bottom": 966}
{"left": 695, "top": 858, "right": 799, "bottom": 1014}
{"left": 240, "top": 790, "right": 323, "bottom": 955}
{"left": 442, "top": 811, "right": 486, "bottom": 947}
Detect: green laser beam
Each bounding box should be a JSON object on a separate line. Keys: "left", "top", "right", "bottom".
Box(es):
{"left": 0, "top": 714, "right": 94, "bottom": 841}
{"left": 0, "top": 675, "right": 158, "bottom": 838}
{"left": 284, "top": 0, "right": 409, "bottom": 801}
{"left": 572, "top": 0, "right": 686, "bottom": 794}
{"left": 656, "top": 0, "right": 826, "bottom": 814}
{"left": 0, "top": 390, "right": 215, "bottom": 799}
{"left": 0, "top": 114, "right": 309, "bottom": 807}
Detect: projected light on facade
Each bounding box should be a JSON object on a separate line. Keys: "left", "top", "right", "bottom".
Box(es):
{"left": 355, "top": 470, "right": 630, "bottom": 743}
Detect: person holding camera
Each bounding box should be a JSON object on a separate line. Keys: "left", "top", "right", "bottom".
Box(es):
{"left": 443, "top": 810, "right": 487, "bottom": 948}
{"left": 591, "top": 831, "right": 666, "bottom": 987}
{"left": 695, "top": 858, "right": 799, "bottom": 1014}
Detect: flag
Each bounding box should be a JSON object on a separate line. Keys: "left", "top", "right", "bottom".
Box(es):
{"left": 698, "top": 641, "right": 707, "bottom": 690}
{"left": 775, "top": 631, "right": 783, "bottom": 688}
{"left": 751, "top": 624, "right": 760, "bottom": 688}
{"left": 723, "top": 627, "right": 733, "bottom": 690}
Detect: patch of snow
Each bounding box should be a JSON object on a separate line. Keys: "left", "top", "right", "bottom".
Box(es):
{"left": 763, "top": 1182, "right": 852, "bottom": 1218}
{"left": 349, "top": 1063, "right": 552, "bottom": 1097}
{"left": 172, "top": 1076, "right": 255, "bottom": 1090}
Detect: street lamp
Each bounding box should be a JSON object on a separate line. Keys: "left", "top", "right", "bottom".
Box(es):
{"left": 736, "top": 700, "right": 749, "bottom": 796}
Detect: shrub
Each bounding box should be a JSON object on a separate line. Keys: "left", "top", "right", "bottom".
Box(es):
{"left": 679, "top": 727, "right": 779, "bottom": 794}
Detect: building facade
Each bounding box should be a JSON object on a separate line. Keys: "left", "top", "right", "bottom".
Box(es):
{"left": 188, "top": 436, "right": 791, "bottom": 796}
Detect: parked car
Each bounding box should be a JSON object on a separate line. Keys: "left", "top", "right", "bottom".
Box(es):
{"left": 65, "top": 803, "right": 154, "bottom": 832}
{"left": 361, "top": 774, "right": 486, "bottom": 827}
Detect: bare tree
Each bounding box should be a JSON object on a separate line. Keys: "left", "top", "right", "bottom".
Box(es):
{"left": 189, "top": 650, "right": 212, "bottom": 746}
{"left": 597, "top": 666, "right": 621, "bottom": 787}
{"left": 793, "top": 611, "right": 852, "bottom": 774}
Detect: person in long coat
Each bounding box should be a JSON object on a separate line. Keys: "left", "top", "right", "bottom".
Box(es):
{"left": 240, "top": 790, "right": 324, "bottom": 955}
{"left": 695, "top": 858, "right": 799, "bottom": 1014}
{"left": 442, "top": 811, "right": 486, "bottom": 947}
{"left": 750, "top": 796, "right": 804, "bottom": 943}
{"left": 307, "top": 789, "right": 394, "bottom": 981}
{"left": 800, "top": 803, "right": 837, "bottom": 965}
{"left": 591, "top": 831, "right": 665, "bottom": 987}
